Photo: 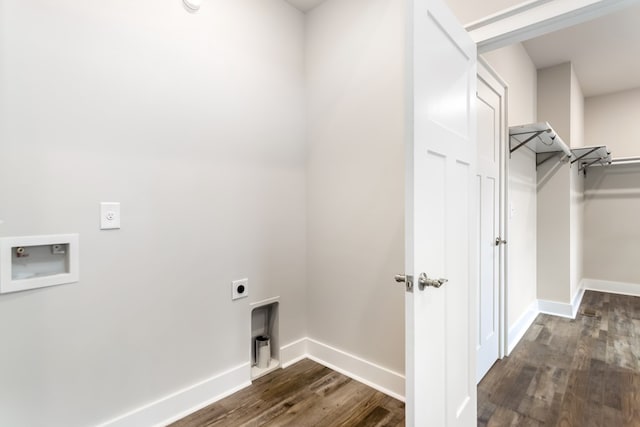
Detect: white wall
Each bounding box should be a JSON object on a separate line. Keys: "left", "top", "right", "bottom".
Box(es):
{"left": 585, "top": 87, "right": 640, "bottom": 158}
{"left": 570, "top": 165, "right": 584, "bottom": 299}
{"left": 570, "top": 66, "right": 585, "bottom": 149}
{"left": 536, "top": 62, "right": 585, "bottom": 304}
{"left": 305, "top": 0, "right": 405, "bottom": 373}
{"left": 583, "top": 89, "right": 640, "bottom": 288}
{"left": 569, "top": 66, "right": 585, "bottom": 300}
{"left": 536, "top": 161, "right": 572, "bottom": 302}
{"left": 584, "top": 165, "right": 640, "bottom": 285}
{"left": 538, "top": 63, "right": 572, "bottom": 144}
{"left": 482, "top": 44, "right": 538, "bottom": 331}
{"left": 536, "top": 63, "right": 571, "bottom": 303}
{"left": 0, "top": 1, "right": 307, "bottom": 426}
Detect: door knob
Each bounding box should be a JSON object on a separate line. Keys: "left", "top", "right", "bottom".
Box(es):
{"left": 418, "top": 272, "right": 448, "bottom": 290}
{"left": 495, "top": 237, "right": 507, "bottom": 246}
{"left": 394, "top": 274, "right": 413, "bottom": 292}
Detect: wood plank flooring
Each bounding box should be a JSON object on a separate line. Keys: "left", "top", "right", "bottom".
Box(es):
{"left": 169, "top": 358, "right": 405, "bottom": 427}
{"left": 173, "top": 290, "right": 640, "bottom": 426}
{"left": 479, "top": 291, "right": 640, "bottom": 426}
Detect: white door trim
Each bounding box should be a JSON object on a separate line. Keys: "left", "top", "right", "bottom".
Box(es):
{"left": 467, "top": 0, "right": 640, "bottom": 52}
{"left": 477, "top": 57, "right": 509, "bottom": 361}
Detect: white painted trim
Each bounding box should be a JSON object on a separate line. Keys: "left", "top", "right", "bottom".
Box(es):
{"left": 583, "top": 278, "right": 640, "bottom": 297}
{"left": 280, "top": 337, "right": 308, "bottom": 368}
{"left": 570, "top": 286, "right": 586, "bottom": 318}
{"left": 478, "top": 57, "right": 509, "bottom": 361}
{"left": 506, "top": 289, "right": 586, "bottom": 355}
{"left": 537, "top": 299, "right": 573, "bottom": 318}
{"left": 537, "top": 287, "right": 585, "bottom": 319}
{"left": 467, "top": 0, "right": 640, "bottom": 52}
{"left": 305, "top": 338, "right": 405, "bottom": 401}
{"left": 97, "top": 363, "right": 251, "bottom": 427}
{"left": 96, "top": 336, "right": 406, "bottom": 427}
{"left": 249, "top": 296, "right": 280, "bottom": 308}
{"left": 0, "top": 234, "right": 79, "bottom": 294}
{"left": 507, "top": 300, "right": 539, "bottom": 355}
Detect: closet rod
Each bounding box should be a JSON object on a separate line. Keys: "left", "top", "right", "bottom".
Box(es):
{"left": 589, "top": 156, "right": 640, "bottom": 167}
{"left": 611, "top": 156, "right": 640, "bottom": 164}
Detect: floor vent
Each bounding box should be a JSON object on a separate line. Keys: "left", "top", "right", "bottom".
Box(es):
{"left": 581, "top": 308, "right": 598, "bottom": 317}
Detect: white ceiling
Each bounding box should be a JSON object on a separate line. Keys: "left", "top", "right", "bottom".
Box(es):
{"left": 285, "top": 0, "right": 640, "bottom": 98}
{"left": 285, "top": 0, "right": 326, "bottom": 13}
{"left": 522, "top": 3, "right": 640, "bottom": 98}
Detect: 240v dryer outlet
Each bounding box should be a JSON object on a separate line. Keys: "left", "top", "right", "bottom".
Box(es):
{"left": 232, "top": 278, "right": 248, "bottom": 300}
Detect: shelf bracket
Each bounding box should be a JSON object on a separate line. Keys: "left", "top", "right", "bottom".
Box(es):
{"left": 510, "top": 130, "right": 545, "bottom": 154}
{"left": 579, "top": 157, "right": 609, "bottom": 174}
{"left": 536, "top": 152, "right": 561, "bottom": 169}
{"left": 571, "top": 147, "right": 600, "bottom": 164}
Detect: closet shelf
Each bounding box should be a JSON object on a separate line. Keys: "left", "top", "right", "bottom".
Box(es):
{"left": 509, "top": 122, "right": 571, "bottom": 168}
{"left": 570, "top": 146, "right": 611, "bottom": 173}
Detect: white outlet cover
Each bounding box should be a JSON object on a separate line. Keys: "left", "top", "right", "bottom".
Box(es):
{"left": 100, "top": 202, "right": 121, "bottom": 230}
{"left": 232, "top": 278, "right": 248, "bottom": 300}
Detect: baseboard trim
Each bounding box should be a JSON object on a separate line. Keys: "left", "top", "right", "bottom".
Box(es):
{"left": 583, "top": 278, "right": 640, "bottom": 297}
{"left": 537, "top": 287, "right": 584, "bottom": 319}
{"left": 305, "top": 338, "right": 405, "bottom": 402}
{"left": 537, "top": 298, "right": 572, "bottom": 318}
{"left": 96, "top": 336, "right": 406, "bottom": 427}
{"left": 507, "top": 300, "right": 539, "bottom": 355}
{"left": 97, "top": 363, "right": 251, "bottom": 427}
{"left": 280, "top": 337, "right": 308, "bottom": 368}
{"left": 570, "top": 287, "right": 585, "bottom": 318}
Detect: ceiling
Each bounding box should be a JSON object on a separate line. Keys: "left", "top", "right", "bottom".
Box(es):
{"left": 285, "top": 0, "right": 640, "bottom": 98}
{"left": 522, "top": 3, "right": 640, "bottom": 98}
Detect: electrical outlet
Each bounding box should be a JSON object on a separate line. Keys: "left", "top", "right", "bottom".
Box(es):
{"left": 232, "top": 278, "right": 248, "bottom": 300}
{"left": 100, "top": 202, "right": 121, "bottom": 230}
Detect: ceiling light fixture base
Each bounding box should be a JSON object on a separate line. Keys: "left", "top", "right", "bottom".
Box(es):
{"left": 183, "top": 0, "right": 202, "bottom": 12}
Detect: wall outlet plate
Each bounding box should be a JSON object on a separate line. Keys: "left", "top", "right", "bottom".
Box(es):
{"left": 232, "top": 278, "right": 248, "bottom": 300}
{"left": 100, "top": 202, "right": 121, "bottom": 230}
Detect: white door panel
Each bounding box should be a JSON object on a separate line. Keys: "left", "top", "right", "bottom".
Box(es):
{"left": 475, "top": 64, "right": 505, "bottom": 382}
{"left": 405, "top": 0, "right": 477, "bottom": 425}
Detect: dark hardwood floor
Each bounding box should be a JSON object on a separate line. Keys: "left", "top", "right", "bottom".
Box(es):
{"left": 172, "top": 290, "right": 640, "bottom": 426}
{"left": 170, "top": 358, "right": 405, "bottom": 427}
{"left": 479, "top": 290, "right": 640, "bottom": 426}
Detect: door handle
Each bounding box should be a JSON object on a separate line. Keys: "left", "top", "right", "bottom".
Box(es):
{"left": 394, "top": 274, "right": 413, "bottom": 292}
{"left": 495, "top": 237, "right": 507, "bottom": 246}
{"left": 418, "top": 273, "right": 448, "bottom": 290}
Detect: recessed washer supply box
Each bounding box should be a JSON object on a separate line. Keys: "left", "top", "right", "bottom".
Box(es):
{"left": 0, "top": 234, "right": 79, "bottom": 294}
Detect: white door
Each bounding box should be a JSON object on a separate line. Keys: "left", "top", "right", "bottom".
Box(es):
{"left": 403, "top": 0, "right": 478, "bottom": 425}
{"left": 475, "top": 62, "right": 505, "bottom": 382}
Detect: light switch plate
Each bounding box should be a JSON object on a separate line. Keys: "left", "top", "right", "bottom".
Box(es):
{"left": 100, "top": 202, "right": 121, "bottom": 230}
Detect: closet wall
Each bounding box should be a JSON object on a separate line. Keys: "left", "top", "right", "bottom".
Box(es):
{"left": 585, "top": 88, "right": 640, "bottom": 157}
{"left": 583, "top": 165, "right": 640, "bottom": 287}
{"left": 583, "top": 88, "right": 640, "bottom": 289}
{"left": 536, "top": 62, "right": 585, "bottom": 307}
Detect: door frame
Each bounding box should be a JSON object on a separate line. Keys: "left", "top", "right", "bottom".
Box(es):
{"left": 467, "top": 0, "right": 640, "bottom": 52}
{"left": 466, "top": 0, "right": 640, "bottom": 359}
{"left": 477, "top": 57, "right": 509, "bottom": 360}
